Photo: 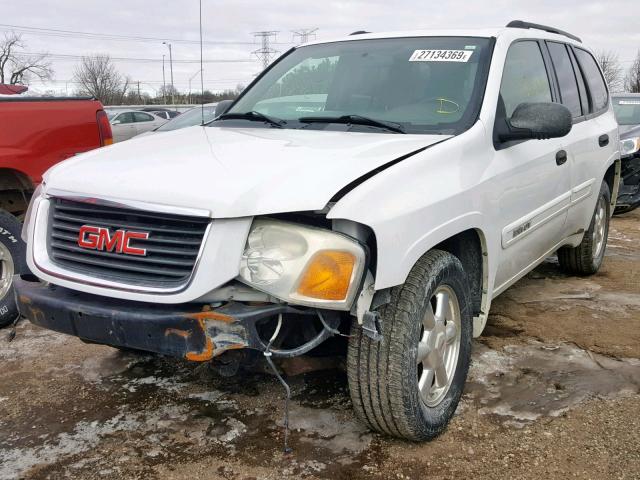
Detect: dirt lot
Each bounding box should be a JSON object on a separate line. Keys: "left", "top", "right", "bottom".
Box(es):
{"left": 1, "top": 211, "right": 639, "bottom": 480}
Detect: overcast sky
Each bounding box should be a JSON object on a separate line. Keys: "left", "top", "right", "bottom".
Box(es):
{"left": 3, "top": 0, "right": 640, "bottom": 97}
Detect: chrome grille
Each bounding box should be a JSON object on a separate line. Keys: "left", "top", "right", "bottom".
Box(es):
{"left": 47, "top": 198, "right": 210, "bottom": 287}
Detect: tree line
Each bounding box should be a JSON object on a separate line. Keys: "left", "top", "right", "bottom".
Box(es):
{"left": 2, "top": 31, "right": 640, "bottom": 103}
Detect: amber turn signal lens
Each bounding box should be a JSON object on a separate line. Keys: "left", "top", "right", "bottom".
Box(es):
{"left": 296, "top": 250, "right": 356, "bottom": 300}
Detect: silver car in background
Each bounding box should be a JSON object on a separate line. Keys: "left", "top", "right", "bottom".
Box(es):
{"left": 135, "top": 103, "right": 218, "bottom": 138}
{"left": 108, "top": 110, "right": 167, "bottom": 142}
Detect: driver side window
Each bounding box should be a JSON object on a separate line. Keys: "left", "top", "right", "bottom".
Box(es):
{"left": 500, "top": 41, "right": 552, "bottom": 119}
{"left": 116, "top": 112, "right": 135, "bottom": 124}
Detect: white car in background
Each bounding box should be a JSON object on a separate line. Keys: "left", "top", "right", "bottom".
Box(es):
{"left": 108, "top": 110, "right": 166, "bottom": 142}
{"left": 135, "top": 103, "right": 218, "bottom": 138}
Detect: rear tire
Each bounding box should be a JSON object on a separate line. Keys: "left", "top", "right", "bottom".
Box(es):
{"left": 347, "top": 250, "right": 472, "bottom": 441}
{"left": 558, "top": 180, "right": 610, "bottom": 275}
{"left": 0, "top": 210, "right": 27, "bottom": 328}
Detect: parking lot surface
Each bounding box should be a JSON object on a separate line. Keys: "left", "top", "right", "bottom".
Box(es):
{"left": 1, "top": 211, "right": 639, "bottom": 480}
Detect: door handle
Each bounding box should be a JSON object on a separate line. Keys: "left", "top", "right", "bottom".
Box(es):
{"left": 598, "top": 134, "right": 609, "bottom": 147}
{"left": 556, "top": 150, "right": 567, "bottom": 166}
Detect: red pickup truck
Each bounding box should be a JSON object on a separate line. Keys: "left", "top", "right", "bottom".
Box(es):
{"left": 0, "top": 94, "right": 112, "bottom": 327}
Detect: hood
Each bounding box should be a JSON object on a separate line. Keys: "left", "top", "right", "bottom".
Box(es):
{"left": 44, "top": 125, "right": 449, "bottom": 218}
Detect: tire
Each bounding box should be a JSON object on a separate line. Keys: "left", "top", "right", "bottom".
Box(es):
{"left": 0, "top": 210, "right": 27, "bottom": 328}
{"left": 558, "top": 181, "right": 610, "bottom": 275}
{"left": 347, "top": 250, "right": 472, "bottom": 441}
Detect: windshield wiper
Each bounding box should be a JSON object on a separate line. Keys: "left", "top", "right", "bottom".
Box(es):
{"left": 216, "top": 110, "right": 286, "bottom": 128}
{"left": 298, "top": 114, "right": 405, "bottom": 134}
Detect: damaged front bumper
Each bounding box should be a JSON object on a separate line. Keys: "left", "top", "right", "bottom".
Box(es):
{"left": 14, "top": 277, "right": 339, "bottom": 361}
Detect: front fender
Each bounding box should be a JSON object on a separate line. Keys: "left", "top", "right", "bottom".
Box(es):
{"left": 327, "top": 123, "right": 497, "bottom": 293}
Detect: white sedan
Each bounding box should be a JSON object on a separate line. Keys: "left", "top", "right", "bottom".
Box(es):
{"left": 108, "top": 110, "right": 166, "bottom": 142}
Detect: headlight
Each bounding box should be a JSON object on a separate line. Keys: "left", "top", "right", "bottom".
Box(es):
{"left": 621, "top": 137, "right": 640, "bottom": 157}
{"left": 21, "top": 183, "right": 44, "bottom": 242}
{"left": 238, "top": 219, "right": 366, "bottom": 310}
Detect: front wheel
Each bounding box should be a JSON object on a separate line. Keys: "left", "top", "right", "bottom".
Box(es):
{"left": 0, "top": 210, "right": 27, "bottom": 328}
{"left": 347, "top": 250, "right": 472, "bottom": 441}
{"left": 558, "top": 180, "right": 610, "bottom": 275}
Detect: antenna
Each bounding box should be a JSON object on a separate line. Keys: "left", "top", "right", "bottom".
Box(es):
{"left": 199, "top": 0, "right": 204, "bottom": 124}
{"left": 252, "top": 31, "right": 279, "bottom": 70}
{"left": 291, "top": 28, "right": 318, "bottom": 45}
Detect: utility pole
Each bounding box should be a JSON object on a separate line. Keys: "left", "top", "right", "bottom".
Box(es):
{"left": 162, "top": 41, "right": 174, "bottom": 104}
{"left": 292, "top": 28, "right": 318, "bottom": 45}
{"left": 162, "top": 54, "right": 166, "bottom": 104}
{"left": 188, "top": 69, "right": 202, "bottom": 105}
{"left": 137, "top": 81, "right": 141, "bottom": 104}
{"left": 252, "top": 31, "right": 279, "bottom": 71}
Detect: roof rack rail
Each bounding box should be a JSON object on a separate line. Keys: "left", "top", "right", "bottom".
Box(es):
{"left": 506, "top": 20, "right": 581, "bottom": 43}
{"left": 349, "top": 30, "right": 370, "bottom": 36}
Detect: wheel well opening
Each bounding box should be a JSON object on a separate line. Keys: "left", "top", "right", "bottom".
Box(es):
{"left": 433, "top": 229, "right": 486, "bottom": 317}
{"left": 0, "top": 169, "right": 34, "bottom": 217}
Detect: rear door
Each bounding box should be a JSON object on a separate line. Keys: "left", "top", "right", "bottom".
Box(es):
{"left": 545, "top": 41, "right": 595, "bottom": 239}
{"left": 561, "top": 46, "right": 618, "bottom": 233}
{"left": 492, "top": 40, "right": 572, "bottom": 293}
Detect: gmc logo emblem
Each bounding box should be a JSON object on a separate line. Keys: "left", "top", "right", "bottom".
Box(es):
{"left": 78, "top": 225, "right": 149, "bottom": 256}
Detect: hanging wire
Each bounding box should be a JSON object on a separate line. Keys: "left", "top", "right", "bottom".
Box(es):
{"left": 263, "top": 314, "right": 293, "bottom": 454}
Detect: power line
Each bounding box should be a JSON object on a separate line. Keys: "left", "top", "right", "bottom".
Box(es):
{"left": 291, "top": 28, "right": 318, "bottom": 45}
{"left": 0, "top": 24, "right": 292, "bottom": 46}
{"left": 252, "top": 31, "right": 279, "bottom": 70}
{"left": 42, "top": 78, "right": 249, "bottom": 85}
{"left": 14, "top": 52, "right": 256, "bottom": 64}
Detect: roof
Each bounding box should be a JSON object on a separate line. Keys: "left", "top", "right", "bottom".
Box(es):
{"left": 302, "top": 25, "right": 584, "bottom": 48}
{"left": 0, "top": 84, "right": 27, "bottom": 95}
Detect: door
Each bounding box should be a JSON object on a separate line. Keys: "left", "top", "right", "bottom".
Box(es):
{"left": 492, "top": 40, "right": 572, "bottom": 293}
{"left": 563, "top": 47, "right": 618, "bottom": 232}
{"left": 544, "top": 42, "right": 597, "bottom": 238}
{"left": 111, "top": 112, "right": 137, "bottom": 142}
{"left": 133, "top": 112, "right": 163, "bottom": 135}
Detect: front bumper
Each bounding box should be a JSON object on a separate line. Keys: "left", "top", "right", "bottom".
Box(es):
{"left": 14, "top": 278, "right": 336, "bottom": 361}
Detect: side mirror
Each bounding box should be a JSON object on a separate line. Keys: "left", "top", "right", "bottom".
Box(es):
{"left": 499, "top": 102, "right": 572, "bottom": 142}
{"left": 215, "top": 100, "right": 233, "bottom": 118}
{"left": 111, "top": 120, "right": 121, "bottom": 125}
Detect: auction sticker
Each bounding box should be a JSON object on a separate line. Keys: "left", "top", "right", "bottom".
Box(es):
{"left": 409, "top": 49, "right": 473, "bottom": 62}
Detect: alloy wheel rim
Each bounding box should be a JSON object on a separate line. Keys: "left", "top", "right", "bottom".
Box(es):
{"left": 592, "top": 196, "right": 607, "bottom": 260}
{"left": 0, "top": 242, "right": 14, "bottom": 300}
{"left": 416, "top": 284, "right": 462, "bottom": 407}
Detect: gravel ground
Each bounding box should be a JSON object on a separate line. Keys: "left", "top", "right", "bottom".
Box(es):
{"left": 1, "top": 210, "right": 639, "bottom": 480}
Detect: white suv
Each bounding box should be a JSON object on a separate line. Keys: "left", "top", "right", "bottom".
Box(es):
{"left": 18, "top": 21, "right": 619, "bottom": 441}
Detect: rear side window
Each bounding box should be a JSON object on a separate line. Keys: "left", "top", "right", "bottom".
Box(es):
{"left": 547, "top": 42, "right": 582, "bottom": 117}
{"left": 574, "top": 49, "right": 608, "bottom": 112}
{"left": 500, "top": 41, "right": 552, "bottom": 118}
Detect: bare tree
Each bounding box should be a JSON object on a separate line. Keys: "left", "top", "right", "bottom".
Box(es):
{"left": 625, "top": 50, "right": 640, "bottom": 93}
{"left": 0, "top": 32, "right": 53, "bottom": 85}
{"left": 596, "top": 50, "right": 623, "bottom": 93}
{"left": 73, "top": 55, "right": 130, "bottom": 104}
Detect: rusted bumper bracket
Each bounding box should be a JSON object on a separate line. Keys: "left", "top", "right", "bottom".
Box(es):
{"left": 14, "top": 278, "right": 338, "bottom": 361}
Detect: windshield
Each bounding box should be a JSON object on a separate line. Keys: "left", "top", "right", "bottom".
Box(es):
{"left": 220, "top": 37, "right": 492, "bottom": 135}
{"left": 613, "top": 97, "right": 640, "bottom": 126}
{"left": 106, "top": 111, "right": 117, "bottom": 121}
{"left": 156, "top": 105, "right": 217, "bottom": 132}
